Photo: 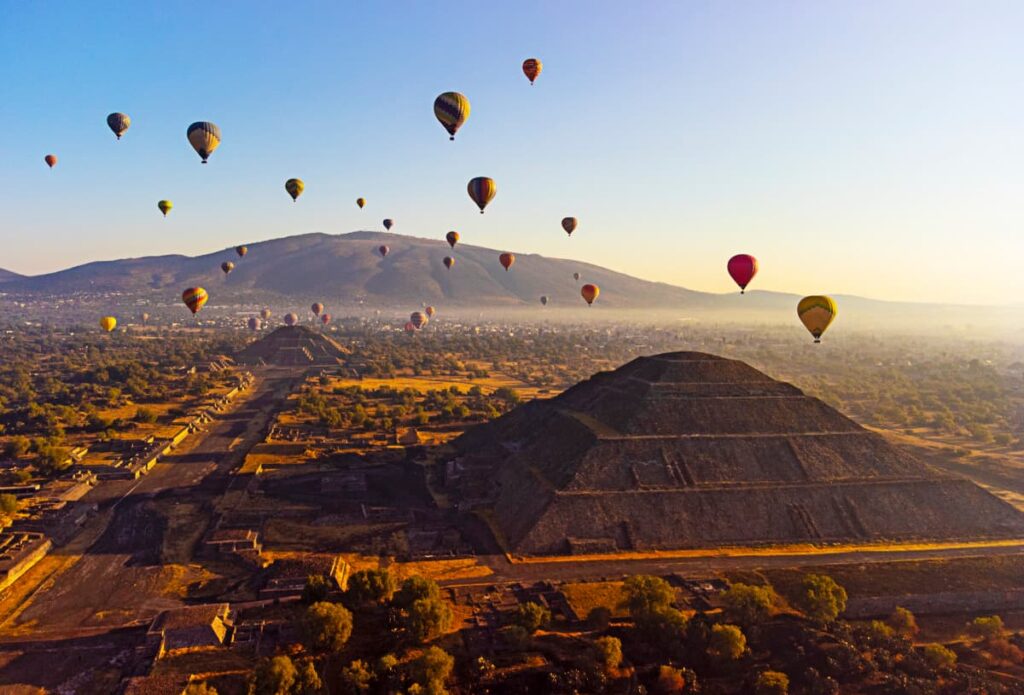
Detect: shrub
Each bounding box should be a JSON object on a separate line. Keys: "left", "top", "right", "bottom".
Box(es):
{"left": 594, "top": 636, "right": 622, "bottom": 674}
{"left": 794, "top": 574, "right": 847, "bottom": 623}
{"left": 888, "top": 606, "right": 918, "bottom": 638}
{"left": 707, "top": 623, "right": 747, "bottom": 662}
{"left": 346, "top": 568, "right": 396, "bottom": 606}
{"left": 722, "top": 582, "right": 776, "bottom": 625}
{"left": 966, "top": 615, "right": 1005, "bottom": 641}
{"left": 513, "top": 601, "right": 551, "bottom": 633}
{"left": 921, "top": 643, "right": 957, "bottom": 671}
{"left": 301, "top": 601, "right": 353, "bottom": 654}
{"left": 754, "top": 670, "right": 789, "bottom": 695}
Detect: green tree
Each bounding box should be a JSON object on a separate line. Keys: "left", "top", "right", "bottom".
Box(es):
{"left": 4, "top": 436, "right": 30, "bottom": 458}
{"left": 621, "top": 575, "right": 675, "bottom": 617}
{"left": 594, "top": 636, "right": 622, "bottom": 674}
{"left": 346, "top": 568, "right": 396, "bottom": 606}
{"left": 293, "top": 659, "right": 322, "bottom": 695}
{"left": 393, "top": 576, "right": 441, "bottom": 610}
{"left": 653, "top": 665, "right": 697, "bottom": 694}
{"left": 302, "top": 574, "right": 331, "bottom": 604}
{"left": 794, "top": 574, "right": 847, "bottom": 623}
{"left": 722, "top": 582, "right": 776, "bottom": 625}
{"left": 411, "top": 646, "right": 454, "bottom": 695}
{"left": 250, "top": 655, "right": 296, "bottom": 695}
{"left": 888, "top": 606, "right": 918, "bottom": 639}
{"left": 707, "top": 623, "right": 747, "bottom": 662}
{"left": 301, "top": 601, "right": 353, "bottom": 654}
{"left": 754, "top": 670, "right": 789, "bottom": 695}
{"left": 134, "top": 407, "right": 157, "bottom": 424}
{"left": 406, "top": 597, "right": 454, "bottom": 643}
{"left": 921, "top": 643, "right": 957, "bottom": 670}
{"left": 338, "top": 659, "right": 373, "bottom": 695}
{"left": 0, "top": 493, "right": 18, "bottom": 516}
{"left": 966, "top": 614, "right": 1004, "bottom": 641}
{"left": 513, "top": 601, "right": 551, "bottom": 633}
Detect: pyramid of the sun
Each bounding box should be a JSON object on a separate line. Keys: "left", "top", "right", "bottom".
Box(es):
{"left": 453, "top": 352, "right": 1024, "bottom": 555}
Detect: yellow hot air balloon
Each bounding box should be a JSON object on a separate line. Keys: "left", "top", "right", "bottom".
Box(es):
{"left": 187, "top": 121, "right": 221, "bottom": 163}
{"left": 434, "top": 92, "right": 470, "bottom": 140}
{"left": 581, "top": 284, "right": 600, "bottom": 306}
{"left": 356, "top": 197, "right": 366, "bottom": 209}
{"left": 467, "top": 177, "right": 496, "bottom": 213}
{"left": 182, "top": 287, "right": 209, "bottom": 315}
{"left": 797, "top": 295, "right": 837, "bottom": 343}
{"left": 99, "top": 316, "right": 117, "bottom": 332}
{"left": 285, "top": 178, "right": 304, "bottom": 202}
{"left": 158, "top": 200, "right": 173, "bottom": 217}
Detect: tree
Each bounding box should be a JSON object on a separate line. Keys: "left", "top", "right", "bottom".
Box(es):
{"left": 966, "top": 615, "right": 1004, "bottom": 641}
{"left": 184, "top": 683, "right": 218, "bottom": 695}
{"left": 722, "top": 582, "right": 776, "bottom": 625}
{"left": 513, "top": 601, "right": 551, "bottom": 633}
{"left": 707, "top": 623, "right": 747, "bottom": 662}
{"left": 594, "top": 636, "right": 622, "bottom": 674}
{"left": 250, "top": 655, "right": 297, "bottom": 695}
{"left": 293, "top": 659, "right": 322, "bottom": 695}
{"left": 754, "top": 670, "right": 789, "bottom": 695}
{"left": 134, "top": 407, "right": 157, "bottom": 424}
{"left": 0, "top": 493, "right": 18, "bottom": 516}
{"left": 888, "top": 606, "right": 918, "bottom": 639}
{"left": 621, "top": 575, "right": 675, "bottom": 617}
{"left": 921, "top": 643, "right": 957, "bottom": 671}
{"left": 302, "top": 574, "right": 331, "bottom": 604}
{"left": 653, "top": 665, "right": 697, "bottom": 694}
{"left": 393, "top": 576, "right": 441, "bottom": 610}
{"left": 301, "top": 601, "right": 353, "bottom": 654}
{"left": 406, "top": 597, "right": 454, "bottom": 642}
{"left": 346, "top": 568, "right": 396, "bottom": 606}
{"left": 4, "top": 436, "right": 30, "bottom": 458}
{"left": 411, "top": 646, "right": 454, "bottom": 695}
{"left": 794, "top": 574, "right": 847, "bottom": 623}
{"left": 339, "top": 660, "right": 373, "bottom": 695}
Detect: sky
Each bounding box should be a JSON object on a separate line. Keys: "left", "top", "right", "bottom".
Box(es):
{"left": 1, "top": 1, "right": 1022, "bottom": 305}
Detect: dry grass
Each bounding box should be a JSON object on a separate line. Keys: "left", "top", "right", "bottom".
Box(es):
{"left": 262, "top": 518, "right": 402, "bottom": 552}
{"left": 391, "top": 558, "right": 493, "bottom": 582}
{"left": 562, "top": 581, "right": 628, "bottom": 619}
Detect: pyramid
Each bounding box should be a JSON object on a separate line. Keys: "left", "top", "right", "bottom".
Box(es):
{"left": 454, "top": 352, "right": 1024, "bottom": 555}
{"left": 236, "top": 325, "right": 349, "bottom": 367}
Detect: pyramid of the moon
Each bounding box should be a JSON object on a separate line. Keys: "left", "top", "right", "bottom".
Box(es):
{"left": 236, "top": 325, "right": 349, "bottom": 367}
{"left": 453, "top": 352, "right": 1024, "bottom": 555}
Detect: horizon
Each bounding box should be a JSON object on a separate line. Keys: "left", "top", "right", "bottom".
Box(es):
{"left": 2, "top": 2, "right": 1022, "bottom": 305}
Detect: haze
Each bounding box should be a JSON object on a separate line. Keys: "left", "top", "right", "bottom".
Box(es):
{"left": 1, "top": 1, "right": 1022, "bottom": 305}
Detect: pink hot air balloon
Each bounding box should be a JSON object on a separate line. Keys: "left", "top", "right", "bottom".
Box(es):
{"left": 320, "top": 313, "right": 331, "bottom": 326}
{"left": 727, "top": 254, "right": 759, "bottom": 294}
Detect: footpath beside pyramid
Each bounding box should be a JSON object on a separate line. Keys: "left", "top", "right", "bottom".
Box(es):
{"left": 236, "top": 325, "right": 349, "bottom": 367}
{"left": 453, "top": 352, "right": 1024, "bottom": 555}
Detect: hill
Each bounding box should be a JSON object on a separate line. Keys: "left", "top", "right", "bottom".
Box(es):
{"left": 452, "top": 352, "right": 1024, "bottom": 555}
{"left": 0, "top": 268, "right": 24, "bottom": 283}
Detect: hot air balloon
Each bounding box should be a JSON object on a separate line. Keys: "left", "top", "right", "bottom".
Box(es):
{"left": 410, "top": 311, "right": 428, "bottom": 329}
{"left": 44, "top": 154, "right": 57, "bottom": 168}
{"left": 561, "top": 217, "right": 578, "bottom": 236}
{"left": 311, "top": 302, "right": 324, "bottom": 317}
{"left": 356, "top": 197, "right": 366, "bottom": 209}
{"left": 581, "top": 284, "right": 600, "bottom": 306}
{"left": 425, "top": 306, "right": 436, "bottom": 318}
{"left": 320, "top": 313, "right": 331, "bottom": 326}
{"left": 221, "top": 261, "right": 235, "bottom": 275}
{"left": 140, "top": 312, "right": 150, "bottom": 324}
{"left": 248, "top": 317, "right": 261, "bottom": 331}
{"left": 468, "top": 177, "right": 496, "bottom": 213}
{"left": 378, "top": 245, "right": 390, "bottom": 258}
{"left": 158, "top": 200, "right": 173, "bottom": 217}
{"left": 573, "top": 272, "right": 581, "bottom": 282}
{"left": 433, "top": 91, "right": 470, "bottom": 141}
{"left": 522, "top": 58, "right": 542, "bottom": 84}
{"left": 285, "top": 178, "right": 304, "bottom": 202}
{"left": 499, "top": 253, "right": 515, "bottom": 272}
{"left": 284, "top": 313, "right": 299, "bottom": 327}
{"left": 404, "top": 321, "right": 416, "bottom": 334}
{"left": 99, "top": 316, "right": 117, "bottom": 332}
{"left": 106, "top": 113, "right": 130, "bottom": 140}
{"left": 727, "top": 254, "right": 758, "bottom": 294}
{"left": 260, "top": 308, "right": 272, "bottom": 320}
{"left": 182, "top": 287, "right": 209, "bottom": 315}
{"left": 540, "top": 295, "right": 549, "bottom": 306}
{"left": 797, "top": 296, "right": 837, "bottom": 343}
{"left": 187, "top": 121, "right": 221, "bottom": 163}
{"left": 446, "top": 231, "right": 459, "bottom": 248}
{"left": 236, "top": 245, "right": 248, "bottom": 258}
{"left": 443, "top": 256, "right": 455, "bottom": 270}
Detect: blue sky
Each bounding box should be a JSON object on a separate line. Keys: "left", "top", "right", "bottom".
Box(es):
{"left": 1, "top": 1, "right": 1021, "bottom": 304}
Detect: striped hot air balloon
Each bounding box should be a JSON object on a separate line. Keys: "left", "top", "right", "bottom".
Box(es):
{"left": 522, "top": 58, "right": 542, "bottom": 84}
{"left": 446, "top": 231, "right": 459, "bottom": 248}
{"left": 797, "top": 296, "right": 837, "bottom": 343}
{"left": 187, "top": 121, "right": 221, "bottom": 163}
{"left": 158, "top": 200, "right": 173, "bottom": 217}
{"left": 182, "top": 287, "right": 209, "bottom": 314}
{"left": 433, "top": 92, "right": 470, "bottom": 141}
{"left": 581, "top": 284, "right": 600, "bottom": 306}
{"left": 468, "top": 177, "right": 496, "bottom": 213}
{"left": 499, "top": 253, "right": 515, "bottom": 271}
{"left": 106, "top": 112, "right": 131, "bottom": 139}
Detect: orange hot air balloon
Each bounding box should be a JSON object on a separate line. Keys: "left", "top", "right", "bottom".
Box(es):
{"left": 320, "top": 313, "right": 331, "bottom": 325}
{"left": 581, "top": 283, "right": 600, "bottom": 306}
{"left": 443, "top": 256, "right": 455, "bottom": 270}
{"left": 404, "top": 321, "right": 416, "bottom": 334}
{"left": 182, "top": 287, "right": 209, "bottom": 315}
{"left": 284, "top": 313, "right": 299, "bottom": 326}
{"left": 383, "top": 219, "right": 394, "bottom": 230}
{"left": 248, "top": 317, "right": 261, "bottom": 331}
{"left": 260, "top": 308, "right": 272, "bottom": 320}
{"left": 522, "top": 58, "right": 542, "bottom": 85}
{"left": 356, "top": 197, "right": 366, "bottom": 209}
{"left": 499, "top": 252, "right": 515, "bottom": 271}
{"left": 221, "top": 261, "right": 235, "bottom": 274}
{"left": 410, "top": 311, "right": 428, "bottom": 329}
{"left": 446, "top": 231, "right": 459, "bottom": 248}
{"left": 311, "top": 302, "right": 324, "bottom": 317}
{"left": 236, "top": 245, "right": 248, "bottom": 258}
{"left": 561, "top": 217, "right": 578, "bottom": 236}
{"left": 727, "top": 254, "right": 758, "bottom": 293}
{"left": 467, "top": 177, "right": 496, "bottom": 213}
{"left": 425, "top": 306, "right": 436, "bottom": 318}
{"left": 44, "top": 154, "right": 57, "bottom": 168}
{"left": 378, "top": 245, "right": 390, "bottom": 258}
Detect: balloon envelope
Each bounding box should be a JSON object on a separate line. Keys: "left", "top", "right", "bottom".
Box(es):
{"left": 106, "top": 112, "right": 130, "bottom": 139}
{"left": 727, "top": 254, "right": 758, "bottom": 293}
{"left": 248, "top": 317, "right": 261, "bottom": 330}
{"left": 260, "top": 308, "right": 272, "bottom": 320}
{"left": 581, "top": 284, "right": 600, "bottom": 305}
{"left": 410, "top": 311, "right": 428, "bottom": 329}
{"left": 383, "top": 219, "right": 393, "bottom": 230}
{"left": 467, "top": 177, "right": 496, "bottom": 213}
{"left": 182, "top": 287, "right": 209, "bottom": 314}
{"left": 44, "top": 154, "right": 57, "bottom": 168}
{"left": 433, "top": 91, "right": 470, "bottom": 140}
{"left": 236, "top": 245, "right": 248, "bottom": 257}
{"left": 378, "top": 245, "right": 390, "bottom": 258}
{"left": 499, "top": 253, "right": 515, "bottom": 271}
{"left": 311, "top": 302, "right": 324, "bottom": 316}
{"left": 425, "top": 306, "right": 436, "bottom": 318}
{"left": 797, "top": 296, "right": 837, "bottom": 343}
{"left": 187, "top": 121, "right": 221, "bottom": 163}
{"left": 356, "top": 197, "right": 366, "bottom": 209}
{"left": 158, "top": 200, "right": 173, "bottom": 217}
{"left": 446, "top": 231, "right": 459, "bottom": 248}
{"left": 561, "top": 217, "right": 578, "bottom": 235}
{"left": 540, "top": 295, "right": 548, "bottom": 306}
{"left": 99, "top": 316, "right": 117, "bottom": 332}
{"left": 522, "top": 58, "right": 542, "bottom": 84}
{"left": 320, "top": 313, "right": 331, "bottom": 325}
{"left": 221, "top": 261, "right": 235, "bottom": 274}
{"left": 443, "top": 256, "right": 455, "bottom": 270}
{"left": 285, "top": 178, "right": 304, "bottom": 201}
{"left": 284, "top": 313, "right": 299, "bottom": 326}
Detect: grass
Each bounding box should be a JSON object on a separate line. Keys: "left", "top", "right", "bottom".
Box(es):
{"left": 561, "top": 581, "right": 628, "bottom": 619}
{"left": 391, "top": 558, "right": 493, "bottom": 582}
{"left": 262, "top": 518, "right": 404, "bottom": 552}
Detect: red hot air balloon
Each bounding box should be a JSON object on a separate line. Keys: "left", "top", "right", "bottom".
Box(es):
{"left": 561, "top": 217, "right": 578, "bottom": 236}
{"left": 446, "top": 231, "right": 459, "bottom": 248}
{"left": 581, "top": 284, "right": 600, "bottom": 306}
{"left": 404, "top": 321, "right": 416, "bottom": 334}
{"left": 727, "top": 254, "right": 759, "bottom": 294}
{"left": 284, "top": 313, "right": 299, "bottom": 326}
{"left": 499, "top": 253, "right": 515, "bottom": 272}
{"left": 44, "top": 154, "right": 58, "bottom": 168}
{"left": 236, "top": 245, "right": 248, "bottom": 258}
{"left": 182, "top": 287, "right": 209, "bottom": 314}
{"left": 378, "top": 245, "right": 390, "bottom": 258}
{"left": 383, "top": 219, "right": 394, "bottom": 230}
{"left": 522, "top": 58, "right": 542, "bottom": 85}
{"left": 320, "top": 313, "right": 331, "bottom": 326}
{"left": 311, "top": 302, "right": 324, "bottom": 317}
{"left": 410, "top": 311, "right": 428, "bottom": 329}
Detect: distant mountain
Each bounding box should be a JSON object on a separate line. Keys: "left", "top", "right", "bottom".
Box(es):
{"left": 0, "top": 268, "right": 24, "bottom": 283}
